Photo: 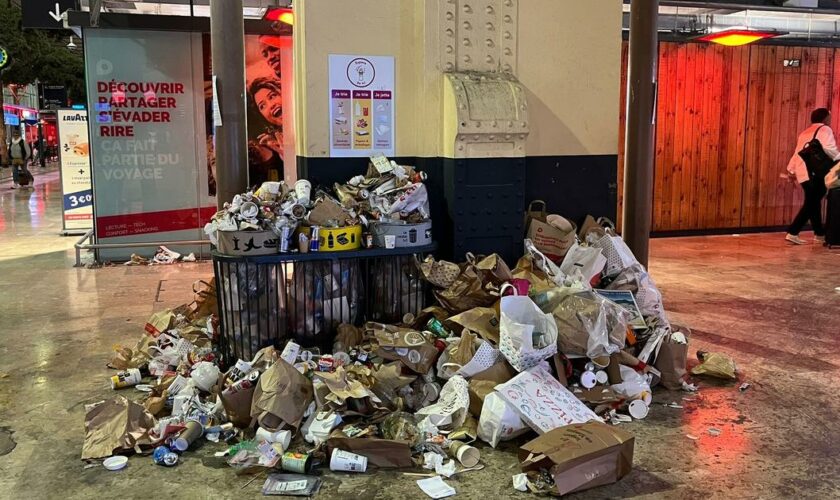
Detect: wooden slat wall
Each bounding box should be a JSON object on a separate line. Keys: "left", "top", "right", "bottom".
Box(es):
{"left": 618, "top": 41, "right": 838, "bottom": 232}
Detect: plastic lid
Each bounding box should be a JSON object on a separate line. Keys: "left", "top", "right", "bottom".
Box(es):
{"left": 103, "top": 455, "right": 128, "bottom": 471}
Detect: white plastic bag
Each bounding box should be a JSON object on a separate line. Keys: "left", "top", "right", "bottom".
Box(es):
{"left": 477, "top": 392, "right": 529, "bottom": 447}
{"left": 499, "top": 295, "right": 558, "bottom": 372}
{"left": 611, "top": 365, "right": 653, "bottom": 405}
{"left": 587, "top": 231, "right": 639, "bottom": 278}
{"left": 606, "top": 264, "right": 667, "bottom": 322}
{"left": 560, "top": 242, "right": 607, "bottom": 283}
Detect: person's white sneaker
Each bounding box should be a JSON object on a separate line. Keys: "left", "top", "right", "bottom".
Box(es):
{"left": 815, "top": 235, "right": 826, "bottom": 244}
{"left": 785, "top": 233, "right": 806, "bottom": 245}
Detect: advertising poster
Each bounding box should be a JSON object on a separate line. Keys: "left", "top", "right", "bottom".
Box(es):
{"left": 57, "top": 109, "right": 93, "bottom": 232}
{"left": 85, "top": 29, "right": 211, "bottom": 261}
{"left": 202, "top": 33, "right": 294, "bottom": 192}
{"left": 329, "top": 55, "right": 395, "bottom": 157}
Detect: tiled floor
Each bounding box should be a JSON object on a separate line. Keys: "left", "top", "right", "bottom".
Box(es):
{"left": 1, "top": 171, "right": 839, "bottom": 499}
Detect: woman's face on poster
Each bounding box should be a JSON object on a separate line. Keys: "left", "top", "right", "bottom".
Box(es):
{"left": 261, "top": 44, "right": 282, "bottom": 77}
{"left": 255, "top": 86, "right": 283, "bottom": 127}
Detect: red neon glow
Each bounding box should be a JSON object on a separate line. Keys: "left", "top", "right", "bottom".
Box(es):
{"left": 264, "top": 7, "right": 293, "bottom": 25}
{"left": 696, "top": 29, "right": 782, "bottom": 47}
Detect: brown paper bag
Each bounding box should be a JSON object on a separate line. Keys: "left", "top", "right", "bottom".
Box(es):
{"left": 251, "top": 360, "right": 314, "bottom": 431}
{"left": 444, "top": 307, "right": 500, "bottom": 345}
{"left": 82, "top": 396, "right": 157, "bottom": 459}
{"left": 371, "top": 362, "right": 417, "bottom": 406}
{"left": 216, "top": 369, "right": 258, "bottom": 428}
{"left": 416, "top": 255, "right": 461, "bottom": 289}
{"left": 511, "top": 255, "right": 557, "bottom": 295}
{"left": 368, "top": 322, "right": 440, "bottom": 374}
{"left": 524, "top": 201, "right": 577, "bottom": 261}
{"left": 434, "top": 265, "right": 499, "bottom": 314}
{"left": 308, "top": 198, "right": 351, "bottom": 226}
{"left": 520, "top": 422, "right": 634, "bottom": 496}
{"left": 470, "top": 253, "right": 513, "bottom": 287}
{"left": 334, "top": 323, "right": 365, "bottom": 351}
{"left": 326, "top": 437, "right": 414, "bottom": 469}
{"left": 654, "top": 326, "right": 690, "bottom": 390}
{"left": 467, "top": 361, "right": 517, "bottom": 417}
{"left": 188, "top": 278, "right": 218, "bottom": 319}
{"left": 578, "top": 215, "right": 609, "bottom": 240}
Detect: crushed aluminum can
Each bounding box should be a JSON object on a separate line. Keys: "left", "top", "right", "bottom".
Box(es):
{"left": 153, "top": 446, "right": 179, "bottom": 466}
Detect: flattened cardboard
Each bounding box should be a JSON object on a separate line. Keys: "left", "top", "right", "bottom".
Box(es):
{"left": 519, "top": 422, "right": 634, "bottom": 496}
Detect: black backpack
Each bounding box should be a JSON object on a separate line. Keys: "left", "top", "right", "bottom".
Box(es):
{"left": 798, "top": 125, "right": 836, "bottom": 181}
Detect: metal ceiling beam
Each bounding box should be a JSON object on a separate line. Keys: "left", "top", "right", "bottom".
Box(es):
{"left": 90, "top": 0, "right": 103, "bottom": 26}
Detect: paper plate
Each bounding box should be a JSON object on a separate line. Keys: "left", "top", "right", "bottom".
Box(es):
{"left": 103, "top": 455, "right": 128, "bottom": 471}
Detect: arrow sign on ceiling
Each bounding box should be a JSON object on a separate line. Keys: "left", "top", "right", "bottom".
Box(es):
{"left": 48, "top": 3, "right": 63, "bottom": 22}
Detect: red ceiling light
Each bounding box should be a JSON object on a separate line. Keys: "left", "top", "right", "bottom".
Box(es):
{"left": 696, "top": 28, "right": 785, "bottom": 47}
{"left": 264, "top": 7, "right": 294, "bottom": 26}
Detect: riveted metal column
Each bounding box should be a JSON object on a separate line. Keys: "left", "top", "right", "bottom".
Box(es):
{"left": 210, "top": 0, "right": 248, "bottom": 210}
{"left": 622, "top": 0, "right": 659, "bottom": 267}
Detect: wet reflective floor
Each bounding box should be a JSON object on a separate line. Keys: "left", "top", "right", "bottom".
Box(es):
{"left": 1, "top": 172, "right": 839, "bottom": 499}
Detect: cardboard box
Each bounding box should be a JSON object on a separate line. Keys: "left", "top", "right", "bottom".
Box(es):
{"left": 519, "top": 422, "right": 634, "bottom": 496}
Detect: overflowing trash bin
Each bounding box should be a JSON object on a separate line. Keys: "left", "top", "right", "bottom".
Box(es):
{"left": 86, "top": 168, "right": 741, "bottom": 498}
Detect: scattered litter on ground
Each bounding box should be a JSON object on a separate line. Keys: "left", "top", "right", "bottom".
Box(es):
{"left": 707, "top": 428, "right": 722, "bottom": 437}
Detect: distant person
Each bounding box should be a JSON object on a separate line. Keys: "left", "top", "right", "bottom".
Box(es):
{"left": 7, "top": 129, "right": 33, "bottom": 190}
{"left": 785, "top": 108, "right": 839, "bottom": 244}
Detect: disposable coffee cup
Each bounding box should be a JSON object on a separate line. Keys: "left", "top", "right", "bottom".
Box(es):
{"left": 330, "top": 449, "right": 368, "bottom": 473}
{"left": 595, "top": 370, "right": 609, "bottom": 385}
{"left": 173, "top": 420, "right": 204, "bottom": 451}
{"left": 628, "top": 399, "right": 649, "bottom": 420}
{"left": 240, "top": 201, "right": 259, "bottom": 219}
{"left": 255, "top": 428, "right": 292, "bottom": 450}
{"left": 110, "top": 368, "right": 141, "bottom": 389}
{"left": 580, "top": 370, "right": 597, "bottom": 389}
{"left": 449, "top": 441, "right": 480, "bottom": 468}
{"left": 295, "top": 179, "right": 312, "bottom": 206}
{"left": 384, "top": 235, "right": 396, "bottom": 249}
{"left": 280, "top": 341, "right": 301, "bottom": 365}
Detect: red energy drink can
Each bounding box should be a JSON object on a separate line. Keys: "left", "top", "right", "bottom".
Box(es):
{"left": 222, "top": 370, "right": 259, "bottom": 396}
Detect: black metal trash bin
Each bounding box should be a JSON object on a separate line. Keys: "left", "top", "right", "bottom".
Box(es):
{"left": 212, "top": 244, "right": 435, "bottom": 363}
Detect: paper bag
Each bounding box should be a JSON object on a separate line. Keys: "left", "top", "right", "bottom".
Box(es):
{"left": 519, "top": 422, "right": 634, "bottom": 496}
{"left": 308, "top": 197, "right": 351, "bottom": 226}
{"left": 478, "top": 392, "right": 530, "bottom": 447}
{"left": 499, "top": 295, "right": 558, "bottom": 372}
{"left": 654, "top": 325, "right": 690, "bottom": 390}
{"left": 369, "top": 322, "right": 439, "bottom": 374}
{"left": 434, "top": 265, "right": 499, "bottom": 314}
{"left": 511, "top": 255, "right": 559, "bottom": 294}
{"left": 496, "top": 367, "right": 601, "bottom": 434}
{"left": 524, "top": 201, "right": 577, "bottom": 261}
{"left": 251, "top": 360, "right": 314, "bottom": 431}
{"left": 469, "top": 253, "right": 513, "bottom": 287}
{"left": 444, "top": 307, "right": 500, "bottom": 345}
{"left": 467, "top": 361, "right": 517, "bottom": 416}
{"left": 416, "top": 375, "right": 470, "bottom": 430}
{"left": 188, "top": 278, "right": 218, "bottom": 319}
{"left": 144, "top": 309, "right": 179, "bottom": 337}
{"left": 416, "top": 256, "right": 462, "bottom": 289}
{"left": 82, "top": 396, "right": 157, "bottom": 459}
{"left": 326, "top": 438, "right": 414, "bottom": 469}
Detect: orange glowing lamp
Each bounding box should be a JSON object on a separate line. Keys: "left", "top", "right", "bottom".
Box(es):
{"left": 264, "top": 7, "right": 294, "bottom": 26}
{"left": 696, "top": 29, "right": 784, "bottom": 47}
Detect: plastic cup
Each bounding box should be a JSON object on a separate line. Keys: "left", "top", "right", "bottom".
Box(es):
{"left": 384, "top": 235, "right": 396, "bottom": 249}
{"left": 595, "top": 370, "right": 609, "bottom": 385}
{"left": 172, "top": 420, "right": 203, "bottom": 451}
{"left": 449, "top": 441, "right": 480, "bottom": 467}
{"left": 329, "top": 448, "right": 368, "bottom": 473}
{"left": 580, "top": 370, "right": 597, "bottom": 389}
{"left": 628, "top": 399, "right": 649, "bottom": 420}
{"left": 255, "top": 428, "right": 292, "bottom": 450}
{"left": 294, "top": 179, "right": 312, "bottom": 206}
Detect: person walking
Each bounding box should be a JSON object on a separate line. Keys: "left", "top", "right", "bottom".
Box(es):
{"left": 7, "top": 129, "right": 33, "bottom": 190}
{"left": 785, "top": 108, "right": 839, "bottom": 244}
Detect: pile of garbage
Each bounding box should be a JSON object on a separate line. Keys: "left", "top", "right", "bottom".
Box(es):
{"left": 204, "top": 154, "right": 431, "bottom": 255}
{"left": 85, "top": 206, "right": 739, "bottom": 498}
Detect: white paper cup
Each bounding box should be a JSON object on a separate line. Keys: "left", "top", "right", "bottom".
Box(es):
{"left": 330, "top": 448, "right": 368, "bottom": 473}
{"left": 255, "top": 428, "right": 292, "bottom": 450}
{"left": 450, "top": 441, "right": 480, "bottom": 467}
{"left": 384, "top": 235, "right": 396, "bottom": 249}
{"left": 173, "top": 420, "right": 204, "bottom": 451}
{"left": 628, "top": 399, "right": 649, "bottom": 420}
{"left": 595, "top": 370, "right": 609, "bottom": 385}
{"left": 295, "top": 180, "right": 312, "bottom": 206}
{"left": 110, "top": 368, "right": 142, "bottom": 389}
{"left": 580, "top": 370, "right": 597, "bottom": 389}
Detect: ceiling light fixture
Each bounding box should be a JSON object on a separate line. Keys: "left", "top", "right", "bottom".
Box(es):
{"left": 263, "top": 7, "right": 294, "bottom": 26}
{"left": 696, "top": 28, "right": 785, "bottom": 47}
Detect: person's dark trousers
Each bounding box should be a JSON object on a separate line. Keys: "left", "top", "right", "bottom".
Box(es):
{"left": 788, "top": 179, "right": 827, "bottom": 236}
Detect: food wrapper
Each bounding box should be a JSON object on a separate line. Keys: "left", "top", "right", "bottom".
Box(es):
{"left": 81, "top": 396, "right": 158, "bottom": 459}
{"left": 691, "top": 351, "right": 737, "bottom": 380}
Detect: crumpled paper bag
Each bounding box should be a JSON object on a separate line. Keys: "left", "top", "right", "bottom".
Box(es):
{"left": 314, "top": 367, "right": 384, "bottom": 416}
{"left": 444, "top": 307, "right": 500, "bottom": 345}
{"left": 82, "top": 396, "right": 157, "bottom": 459}
{"left": 416, "top": 375, "right": 470, "bottom": 431}
{"left": 691, "top": 351, "right": 737, "bottom": 380}
{"left": 251, "top": 359, "right": 314, "bottom": 431}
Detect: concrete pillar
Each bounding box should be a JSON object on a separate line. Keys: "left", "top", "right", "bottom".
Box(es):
{"left": 210, "top": 0, "right": 248, "bottom": 209}
{"left": 622, "top": 0, "right": 658, "bottom": 268}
